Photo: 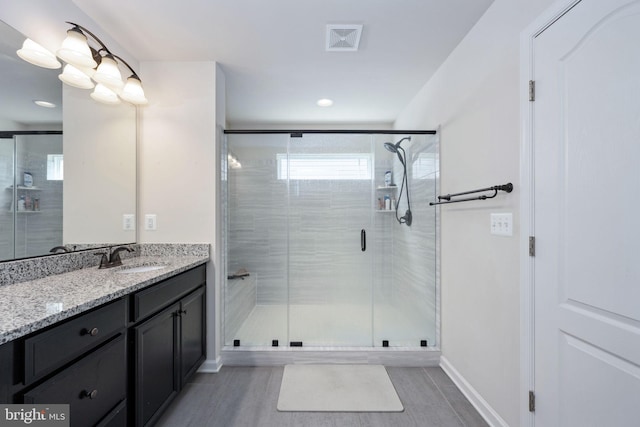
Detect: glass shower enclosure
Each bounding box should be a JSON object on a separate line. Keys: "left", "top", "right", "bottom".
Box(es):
{"left": 0, "top": 132, "right": 63, "bottom": 261}
{"left": 223, "top": 131, "right": 438, "bottom": 348}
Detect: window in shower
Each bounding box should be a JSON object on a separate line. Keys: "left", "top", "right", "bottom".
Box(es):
{"left": 46, "top": 154, "right": 64, "bottom": 180}
{"left": 276, "top": 153, "right": 372, "bottom": 180}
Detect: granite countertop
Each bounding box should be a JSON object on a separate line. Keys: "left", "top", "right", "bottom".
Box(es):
{"left": 0, "top": 255, "right": 208, "bottom": 345}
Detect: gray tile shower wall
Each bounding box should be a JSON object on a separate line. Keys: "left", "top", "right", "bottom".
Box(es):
{"left": 225, "top": 273, "right": 257, "bottom": 340}
{"left": 390, "top": 136, "right": 439, "bottom": 345}
{"left": 228, "top": 154, "right": 288, "bottom": 305}
{"left": 228, "top": 150, "right": 382, "bottom": 306}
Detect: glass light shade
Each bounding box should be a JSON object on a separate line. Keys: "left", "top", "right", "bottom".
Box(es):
{"left": 58, "top": 64, "right": 95, "bottom": 89}
{"left": 93, "top": 55, "right": 124, "bottom": 90}
{"left": 17, "top": 38, "right": 61, "bottom": 69}
{"left": 90, "top": 83, "right": 121, "bottom": 105}
{"left": 120, "top": 76, "right": 148, "bottom": 105}
{"left": 56, "top": 28, "right": 97, "bottom": 69}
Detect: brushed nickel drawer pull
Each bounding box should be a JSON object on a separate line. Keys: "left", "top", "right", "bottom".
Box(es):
{"left": 83, "top": 327, "right": 99, "bottom": 336}
{"left": 82, "top": 389, "right": 98, "bottom": 399}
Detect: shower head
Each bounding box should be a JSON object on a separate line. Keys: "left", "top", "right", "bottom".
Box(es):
{"left": 383, "top": 142, "right": 397, "bottom": 153}
{"left": 383, "top": 136, "right": 413, "bottom": 227}
{"left": 383, "top": 136, "right": 411, "bottom": 153}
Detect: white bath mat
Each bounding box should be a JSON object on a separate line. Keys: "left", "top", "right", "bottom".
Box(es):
{"left": 277, "top": 364, "right": 404, "bottom": 412}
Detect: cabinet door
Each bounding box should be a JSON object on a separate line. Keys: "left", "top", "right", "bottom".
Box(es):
{"left": 134, "top": 302, "right": 179, "bottom": 427}
{"left": 23, "top": 335, "right": 126, "bottom": 427}
{"left": 180, "top": 287, "right": 206, "bottom": 387}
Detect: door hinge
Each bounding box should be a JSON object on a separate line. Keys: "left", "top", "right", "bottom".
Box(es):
{"left": 529, "top": 390, "right": 536, "bottom": 412}
{"left": 529, "top": 236, "right": 535, "bottom": 257}
{"left": 529, "top": 80, "right": 535, "bottom": 101}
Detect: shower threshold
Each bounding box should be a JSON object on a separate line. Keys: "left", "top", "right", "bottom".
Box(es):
{"left": 222, "top": 304, "right": 439, "bottom": 367}
{"left": 221, "top": 345, "right": 441, "bottom": 367}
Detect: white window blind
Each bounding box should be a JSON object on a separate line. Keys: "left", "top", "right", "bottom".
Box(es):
{"left": 47, "top": 154, "right": 64, "bottom": 180}
{"left": 277, "top": 153, "right": 372, "bottom": 180}
{"left": 412, "top": 153, "right": 439, "bottom": 179}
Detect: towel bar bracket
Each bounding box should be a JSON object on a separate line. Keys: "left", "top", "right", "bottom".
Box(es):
{"left": 430, "top": 183, "right": 513, "bottom": 206}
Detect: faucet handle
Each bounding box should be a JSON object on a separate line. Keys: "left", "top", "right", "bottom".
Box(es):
{"left": 94, "top": 252, "right": 109, "bottom": 269}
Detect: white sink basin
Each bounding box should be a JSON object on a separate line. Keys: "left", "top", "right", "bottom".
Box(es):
{"left": 117, "top": 265, "right": 167, "bottom": 274}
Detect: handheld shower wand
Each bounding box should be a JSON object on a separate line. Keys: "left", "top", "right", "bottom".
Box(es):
{"left": 383, "top": 137, "right": 412, "bottom": 226}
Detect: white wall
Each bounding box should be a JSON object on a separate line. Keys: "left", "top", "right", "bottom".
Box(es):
{"left": 63, "top": 86, "right": 136, "bottom": 244}
{"left": 138, "top": 61, "right": 221, "bottom": 365}
{"left": 394, "top": 0, "right": 554, "bottom": 425}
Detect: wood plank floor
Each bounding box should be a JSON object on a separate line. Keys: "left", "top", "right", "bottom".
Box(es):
{"left": 156, "top": 366, "right": 488, "bottom": 427}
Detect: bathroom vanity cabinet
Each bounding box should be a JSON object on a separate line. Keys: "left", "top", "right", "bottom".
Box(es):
{"left": 132, "top": 266, "right": 206, "bottom": 426}
{"left": 0, "top": 264, "right": 206, "bottom": 427}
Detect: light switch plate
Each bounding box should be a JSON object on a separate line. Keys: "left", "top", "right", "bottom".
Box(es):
{"left": 123, "top": 214, "right": 135, "bottom": 231}
{"left": 145, "top": 214, "right": 157, "bottom": 231}
{"left": 491, "top": 213, "right": 513, "bottom": 236}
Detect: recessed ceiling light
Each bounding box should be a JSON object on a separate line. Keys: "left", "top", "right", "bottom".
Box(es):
{"left": 317, "top": 98, "right": 333, "bottom": 107}
{"left": 34, "top": 100, "right": 56, "bottom": 108}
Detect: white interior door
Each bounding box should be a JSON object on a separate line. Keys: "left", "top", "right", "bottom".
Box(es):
{"left": 533, "top": 0, "right": 640, "bottom": 425}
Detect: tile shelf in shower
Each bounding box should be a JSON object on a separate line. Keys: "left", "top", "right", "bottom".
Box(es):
{"left": 376, "top": 186, "right": 397, "bottom": 190}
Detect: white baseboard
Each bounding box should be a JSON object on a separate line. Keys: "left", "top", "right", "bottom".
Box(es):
{"left": 440, "top": 356, "right": 508, "bottom": 427}
{"left": 197, "top": 357, "right": 222, "bottom": 373}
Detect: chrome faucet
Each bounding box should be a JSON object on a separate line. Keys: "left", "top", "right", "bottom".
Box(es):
{"left": 95, "top": 245, "right": 134, "bottom": 269}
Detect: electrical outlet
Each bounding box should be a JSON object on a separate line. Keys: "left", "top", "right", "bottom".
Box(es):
{"left": 490, "top": 213, "right": 513, "bottom": 236}
{"left": 122, "top": 214, "right": 135, "bottom": 231}
{"left": 145, "top": 214, "right": 157, "bottom": 231}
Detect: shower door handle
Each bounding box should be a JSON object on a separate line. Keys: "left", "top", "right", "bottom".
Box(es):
{"left": 361, "top": 229, "right": 366, "bottom": 252}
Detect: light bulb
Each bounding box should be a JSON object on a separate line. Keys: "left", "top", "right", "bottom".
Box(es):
{"left": 17, "top": 38, "right": 61, "bottom": 69}
{"left": 58, "top": 64, "right": 94, "bottom": 89}
{"left": 90, "top": 83, "right": 121, "bottom": 105}
{"left": 120, "top": 75, "right": 148, "bottom": 105}
{"left": 56, "top": 27, "right": 97, "bottom": 69}
{"left": 93, "top": 54, "right": 124, "bottom": 90}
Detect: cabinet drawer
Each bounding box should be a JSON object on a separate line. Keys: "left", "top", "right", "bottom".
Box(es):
{"left": 132, "top": 265, "right": 206, "bottom": 322}
{"left": 24, "top": 336, "right": 126, "bottom": 427}
{"left": 24, "top": 298, "right": 126, "bottom": 383}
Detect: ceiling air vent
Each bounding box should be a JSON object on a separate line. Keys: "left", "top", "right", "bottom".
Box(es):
{"left": 326, "top": 24, "right": 363, "bottom": 51}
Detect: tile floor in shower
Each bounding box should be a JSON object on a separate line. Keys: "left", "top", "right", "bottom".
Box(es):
{"left": 228, "top": 304, "right": 435, "bottom": 348}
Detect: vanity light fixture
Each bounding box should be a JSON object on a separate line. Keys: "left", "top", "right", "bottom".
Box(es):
{"left": 18, "top": 22, "right": 148, "bottom": 106}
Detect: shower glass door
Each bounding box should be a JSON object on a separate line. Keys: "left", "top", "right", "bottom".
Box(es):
{"left": 287, "top": 134, "right": 374, "bottom": 346}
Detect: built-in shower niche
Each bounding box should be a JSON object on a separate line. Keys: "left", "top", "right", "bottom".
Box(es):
{"left": 223, "top": 131, "right": 439, "bottom": 350}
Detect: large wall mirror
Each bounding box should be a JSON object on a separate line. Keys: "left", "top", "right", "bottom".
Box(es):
{"left": 0, "top": 19, "right": 136, "bottom": 262}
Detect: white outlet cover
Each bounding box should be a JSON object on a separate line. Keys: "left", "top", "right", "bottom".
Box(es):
{"left": 145, "top": 214, "right": 157, "bottom": 231}
{"left": 123, "top": 214, "right": 135, "bottom": 231}
{"left": 490, "top": 213, "right": 513, "bottom": 236}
